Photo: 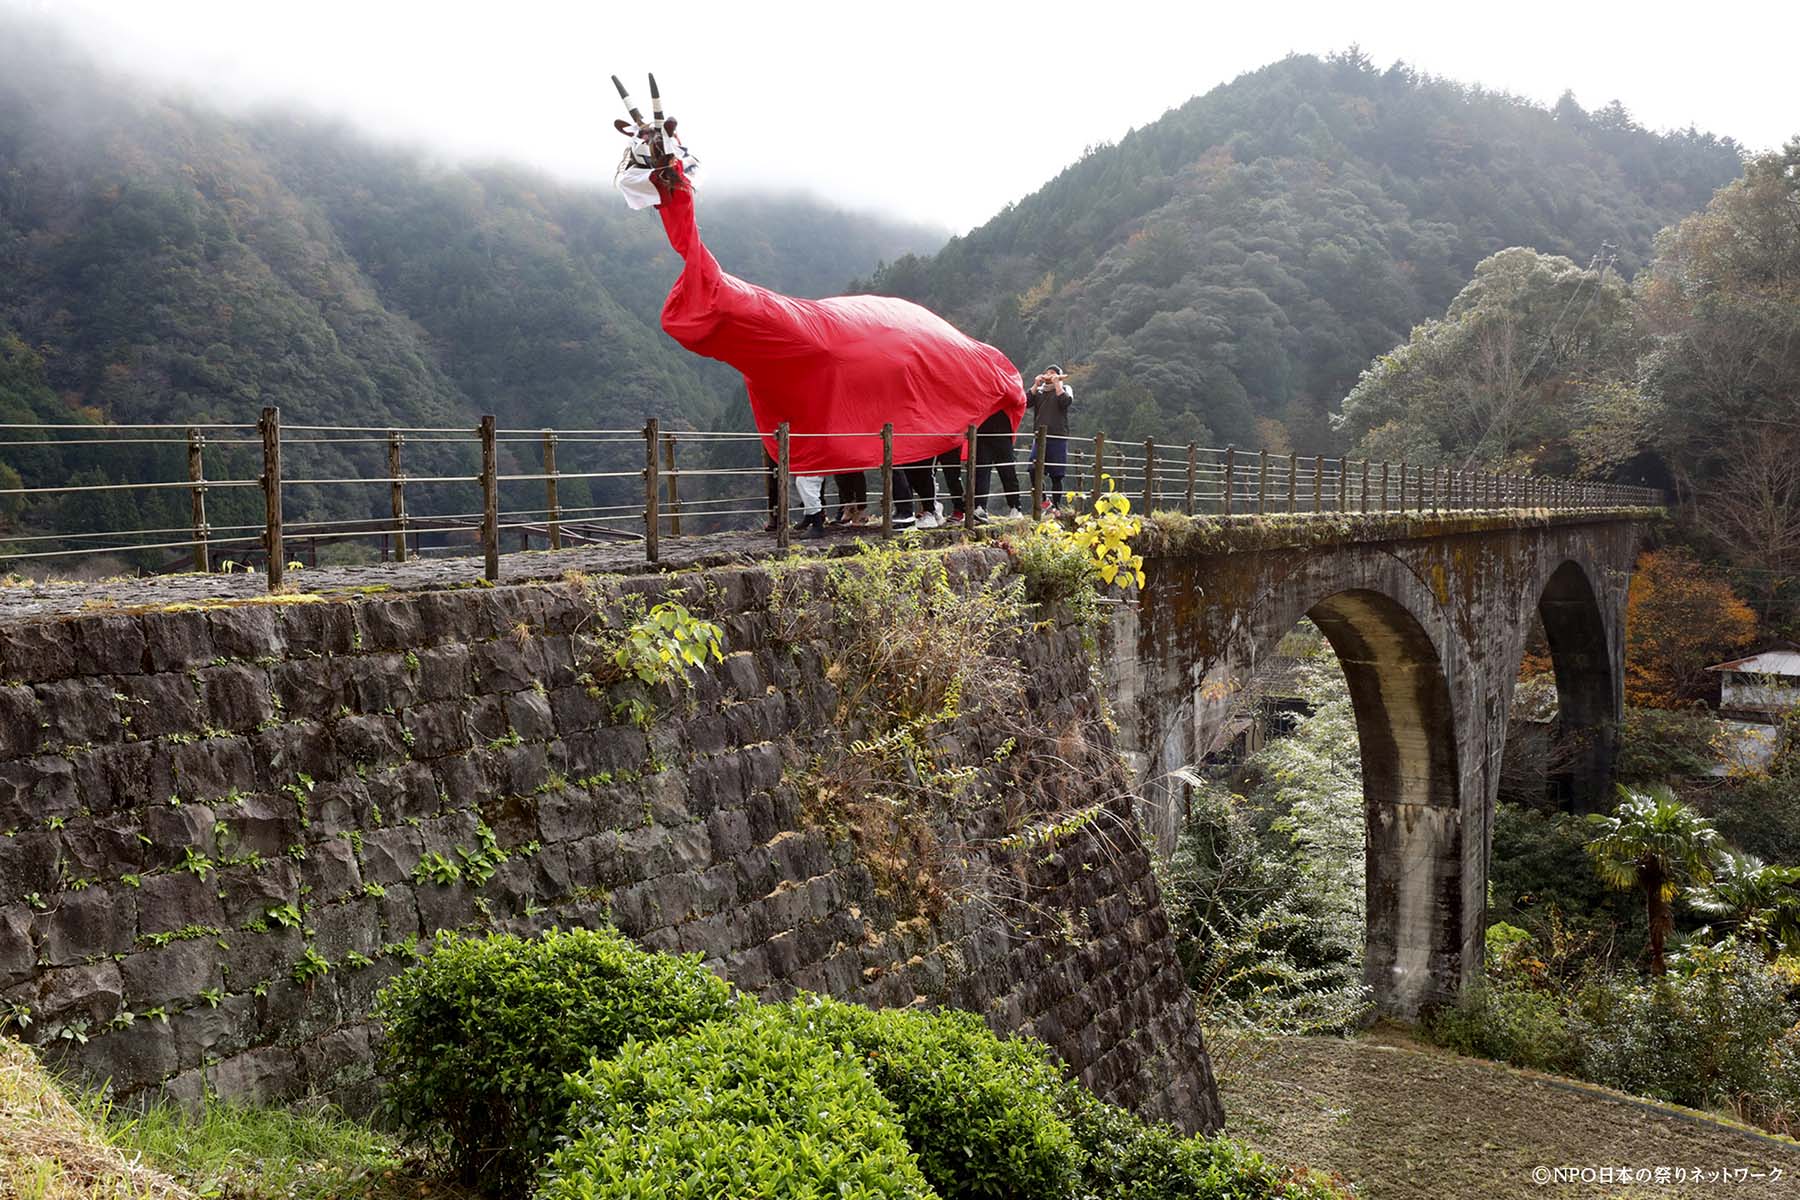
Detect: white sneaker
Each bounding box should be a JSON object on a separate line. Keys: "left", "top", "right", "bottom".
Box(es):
{"left": 916, "top": 511, "right": 941, "bottom": 529}
{"left": 1005, "top": 507, "right": 1023, "bottom": 519}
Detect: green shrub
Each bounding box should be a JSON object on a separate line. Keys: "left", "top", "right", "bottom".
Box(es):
{"left": 1428, "top": 939, "right": 1800, "bottom": 1134}
{"left": 373, "top": 927, "right": 741, "bottom": 1196}
{"left": 1057, "top": 1087, "right": 1346, "bottom": 1200}
{"left": 781, "top": 996, "right": 1082, "bottom": 1199}
{"left": 541, "top": 1005, "right": 935, "bottom": 1200}
{"left": 1426, "top": 981, "right": 1581, "bottom": 1074}
{"left": 1615, "top": 705, "right": 1720, "bottom": 783}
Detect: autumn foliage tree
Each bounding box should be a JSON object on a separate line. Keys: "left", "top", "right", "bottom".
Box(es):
{"left": 1625, "top": 548, "right": 1758, "bottom": 707}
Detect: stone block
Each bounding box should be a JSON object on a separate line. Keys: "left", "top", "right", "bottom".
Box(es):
{"left": 331, "top": 714, "right": 406, "bottom": 768}
{"left": 198, "top": 663, "right": 276, "bottom": 733}
{"left": 360, "top": 826, "right": 423, "bottom": 888}
{"left": 310, "top": 899, "right": 379, "bottom": 963}
{"left": 302, "top": 837, "right": 362, "bottom": 900}
{"left": 499, "top": 743, "right": 549, "bottom": 797}
{"left": 139, "top": 871, "right": 225, "bottom": 936}
{"left": 218, "top": 860, "right": 301, "bottom": 929}
{"left": 37, "top": 885, "right": 135, "bottom": 965}
{"left": 468, "top": 694, "right": 509, "bottom": 745}
{"left": 143, "top": 804, "right": 217, "bottom": 869}
{"left": 141, "top": 611, "right": 215, "bottom": 673}
{"left": 0, "top": 830, "right": 64, "bottom": 901}
{"left": 81, "top": 1022, "right": 180, "bottom": 1093}
{"left": 0, "top": 903, "right": 34, "bottom": 988}
{"left": 548, "top": 685, "right": 606, "bottom": 736}
{"left": 272, "top": 658, "right": 355, "bottom": 721}
{"left": 206, "top": 1045, "right": 303, "bottom": 1106}
{"left": 18, "top": 961, "right": 122, "bottom": 1030}
{"left": 207, "top": 607, "right": 284, "bottom": 661}
{"left": 0, "top": 620, "right": 76, "bottom": 683}
{"left": 221, "top": 927, "right": 304, "bottom": 991}
{"left": 400, "top": 700, "right": 470, "bottom": 758}
{"left": 250, "top": 721, "right": 339, "bottom": 791}
{"left": 361, "top": 596, "right": 426, "bottom": 651}
{"left": 504, "top": 689, "right": 555, "bottom": 742}
{"left": 169, "top": 737, "right": 257, "bottom": 804}
{"left": 72, "top": 614, "right": 146, "bottom": 676}
{"left": 31, "top": 679, "right": 116, "bottom": 749}
{"left": 170, "top": 992, "right": 256, "bottom": 1069}
{"left": 278, "top": 602, "right": 359, "bottom": 657}
{"left": 415, "top": 592, "right": 479, "bottom": 644}
{"left": 412, "top": 644, "right": 471, "bottom": 703}
{"left": 221, "top": 792, "right": 302, "bottom": 859}
{"left": 308, "top": 778, "right": 370, "bottom": 838}
{"left": 348, "top": 653, "right": 420, "bottom": 713}
{"left": 0, "top": 684, "right": 43, "bottom": 759}
{"left": 414, "top": 878, "right": 481, "bottom": 934}
{"left": 121, "top": 938, "right": 222, "bottom": 1008}
{"left": 0, "top": 755, "right": 79, "bottom": 828}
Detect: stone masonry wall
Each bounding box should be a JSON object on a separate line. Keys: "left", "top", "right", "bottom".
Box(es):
{"left": 0, "top": 546, "right": 1220, "bottom": 1131}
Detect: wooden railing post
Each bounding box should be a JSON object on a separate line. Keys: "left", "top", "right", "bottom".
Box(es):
{"left": 1142, "top": 438, "right": 1156, "bottom": 515}
{"left": 775, "top": 423, "right": 791, "bottom": 551}
{"left": 1337, "top": 456, "right": 1347, "bottom": 512}
{"left": 480, "top": 414, "right": 500, "bottom": 580}
{"left": 963, "top": 423, "right": 978, "bottom": 530}
{"left": 388, "top": 431, "right": 409, "bottom": 562}
{"left": 1091, "top": 432, "right": 1106, "bottom": 511}
{"left": 643, "top": 417, "right": 660, "bottom": 562}
{"left": 1360, "top": 460, "right": 1369, "bottom": 511}
{"left": 881, "top": 423, "right": 895, "bottom": 537}
{"left": 260, "top": 406, "right": 283, "bottom": 592}
{"left": 1030, "top": 427, "right": 1045, "bottom": 521}
{"left": 1314, "top": 454, "right": 1324, "bottom": 513}
{"left": 1222, "top": 446, "right": 1236, "bottom": 516}
{"left": 1257, "top": 449, "right": 1269, "bottom": 514}
{"left": 186, "top": 427, "right": 209, "bottom": 573}
{"left": 541, "top": 431, "right": 560, "bottom": 551}
{"left": 1185, "top": 443, "right": 1197, "bottom": 515}
{"left": 1380, "top": 461, "right": 1390, "bottom": 512}
{"left": 662, "top": 432, "right": 682, "bottom": 537}
{"left": 1286, "top": 453, "right": 1298, "bottom": 513}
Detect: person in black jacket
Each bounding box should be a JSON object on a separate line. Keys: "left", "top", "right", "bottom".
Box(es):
{"left": 1026, "top": 365, "right": 1075, "bottom": 510}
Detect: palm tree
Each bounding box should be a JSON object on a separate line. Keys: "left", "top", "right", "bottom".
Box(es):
{"left": 1585, "top": 785, "right": 1723, "bottom": 975}
{"left": 1689, "top": 849, "right": 1800, "bottom": 959}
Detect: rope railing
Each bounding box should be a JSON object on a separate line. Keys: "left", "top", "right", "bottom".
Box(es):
{"left": 0, "top": 410, "right": 1663, "bottom": 590}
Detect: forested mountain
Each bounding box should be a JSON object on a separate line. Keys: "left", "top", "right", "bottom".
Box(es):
{"left": 860, "top": 49, "right": 1744, "bottom": 452}
{"left": 0, "top": 18, "right": 942, "bottom": 530}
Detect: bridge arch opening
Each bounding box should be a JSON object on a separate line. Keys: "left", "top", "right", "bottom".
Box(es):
{"left": 1533, "top": 560, "right": 1619, "bottom": 812}
{"left": 1302, "top": 589, "right": 1465, "bottom": 1017}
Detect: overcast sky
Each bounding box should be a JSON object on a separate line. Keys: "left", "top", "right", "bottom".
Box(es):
{"left": 11, "top": 0, "right": 1797, "bottom": 233}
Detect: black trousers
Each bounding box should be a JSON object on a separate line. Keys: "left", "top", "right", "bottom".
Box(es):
{"left": 971, "top": 409, "right": 1021, "bottom": 511}
{"left": 934, "top": 450, "right": 962, "bottom": 511}
{"left": 892, "top": 460, "right": 936, "bottom": 513}
{"left": 834, "top": 472, "right": 867, "bottom": 509}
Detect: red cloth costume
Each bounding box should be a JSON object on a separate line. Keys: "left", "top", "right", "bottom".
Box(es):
{"left": 654, "top": 168, "right": 1025, "bottom": 474}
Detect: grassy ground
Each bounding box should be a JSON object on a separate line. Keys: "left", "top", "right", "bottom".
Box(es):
{"left": 1, "top": 1038, "right": 467, "bottom": 1200}
{"left": 1216, "top": 1028, "right": 1800, "bottom": 1199}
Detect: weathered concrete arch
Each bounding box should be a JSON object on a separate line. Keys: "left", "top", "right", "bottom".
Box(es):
{"left": 1526, "top": 557, "right": 1625, "bottom": 811}
{"left": 1111, "top": 512, "right": 1648, "bottom": 1019}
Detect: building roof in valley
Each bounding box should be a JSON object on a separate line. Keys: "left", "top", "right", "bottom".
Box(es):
{"left": 1706, "top": 649, "right": 1800, "bottom": 676}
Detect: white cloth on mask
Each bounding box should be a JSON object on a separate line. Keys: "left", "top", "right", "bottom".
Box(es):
{"left": 613, "top": 135, "right": 701, "bottom": 210}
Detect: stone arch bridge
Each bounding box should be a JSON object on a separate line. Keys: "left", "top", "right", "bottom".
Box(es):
{"left": 1106, "top": 508, "right": 1651, "bottom": 1018}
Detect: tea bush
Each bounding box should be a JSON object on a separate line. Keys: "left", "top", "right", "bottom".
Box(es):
{"left": 780, "top": 996, "right": 1082, "bottom": 1199}
{"left": 373, "top": 927, "right": 741, "bottom": 1196}
{"left": 1057, "top": 1088, "right": 1346, "bottom": 1200}
{"left": 542, "top": 1005, "right": 935, "bottom": 1200}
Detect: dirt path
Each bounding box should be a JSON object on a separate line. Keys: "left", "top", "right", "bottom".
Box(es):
{"left": 1215, "top": 1030, "right": 1799, "bottom": 1199}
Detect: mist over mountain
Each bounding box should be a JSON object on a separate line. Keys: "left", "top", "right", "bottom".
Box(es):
{"left": 857, "top": 49, "right": 1744, "bottom": 453}
{"left": 0, "top": 18, "right": 943, "bottom": 440}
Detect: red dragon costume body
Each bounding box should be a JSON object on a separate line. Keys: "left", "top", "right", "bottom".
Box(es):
{"left": 613, "top": 75, "right": 1025, "bottom": 476}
